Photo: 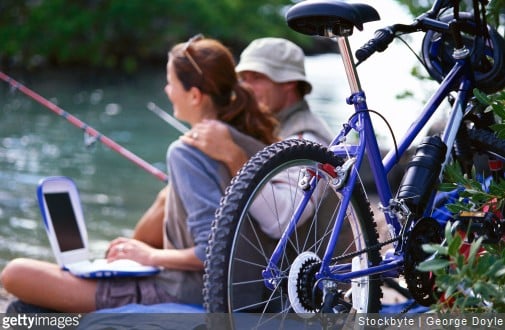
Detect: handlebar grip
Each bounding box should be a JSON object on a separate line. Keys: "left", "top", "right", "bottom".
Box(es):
{"left": 355, "top": 28, "right": 395, "bottom": 62}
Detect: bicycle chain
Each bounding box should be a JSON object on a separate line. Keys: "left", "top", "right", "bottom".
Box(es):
{"left": 330, "top": 235, "right": 422, "bottom": 315}
{"left": 330, "top": 235, "right": 401, "bottom": 264}
{"left": 305, "top": 235, "right": 412, "bottom": 315}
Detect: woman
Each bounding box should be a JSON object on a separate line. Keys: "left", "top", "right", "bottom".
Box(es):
{"left": 0, "top": 35, "right": 277, "bottom": 312}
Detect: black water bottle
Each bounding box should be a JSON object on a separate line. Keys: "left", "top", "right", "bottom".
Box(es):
{"left": 396, "top": 135, "right": 447, "bottom": 217}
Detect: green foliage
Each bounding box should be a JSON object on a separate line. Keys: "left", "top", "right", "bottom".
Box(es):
{"left": 439, "top": 162, "right": 505, "bottom": 213}
{"left": 475, "top": 89, "right": 505, "bottom": 139}
{"left": 419, "top": 89, "right": 505, "bottom": 312}
{"left": 2, "top": 0, "right": 501, "bottom": 71}
{"left": 438, "top": 89, "right": 505, "bottom": 214}
{"left": 487, "top": 0, "right": 505, "bottom": 27}
{"left": 0, "top": 0, "right": 307, "bottom": 71}
{"left": 418, "top": 222, "right": 505, "bottom": 312}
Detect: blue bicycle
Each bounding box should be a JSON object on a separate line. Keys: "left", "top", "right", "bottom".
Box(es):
{"left": 204, "top": 0, "right": 505, "bottom": 321}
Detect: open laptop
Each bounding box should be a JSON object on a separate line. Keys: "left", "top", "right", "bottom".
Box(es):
{"left": 37, "top": 176, "right": 160, "bottom": 278}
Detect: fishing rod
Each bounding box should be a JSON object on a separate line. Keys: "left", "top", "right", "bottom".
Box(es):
{"left": 146, "top": 102, "right": 189, "bottom": 134}
{"left": 0, "top": 71, "right": 169, "bottom": 183}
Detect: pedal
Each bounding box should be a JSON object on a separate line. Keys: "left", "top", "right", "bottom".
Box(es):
{"left": 453, "top": 211, "right": 504, "bottom": 244}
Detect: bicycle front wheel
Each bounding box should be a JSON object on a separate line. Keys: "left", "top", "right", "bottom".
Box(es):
{"left": 204, "top": 139, "right": 382, "bottom": 320}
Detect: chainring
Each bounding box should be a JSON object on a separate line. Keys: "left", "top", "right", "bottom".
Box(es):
{"left": 404, "top": 217, "right": 443, "bottom": 306}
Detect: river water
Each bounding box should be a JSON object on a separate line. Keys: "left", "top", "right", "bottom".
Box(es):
{"left": 0, "top": 66, "right": 175, "bottom": 265}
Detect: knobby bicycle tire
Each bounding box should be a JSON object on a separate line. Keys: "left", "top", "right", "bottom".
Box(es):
{"left": 203, "top": 139, "right": 382, "bottom": 324}
{"left": 466, "top": 127, "right": 505, "bottom": 158}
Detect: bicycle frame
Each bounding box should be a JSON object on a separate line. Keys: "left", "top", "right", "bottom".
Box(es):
{"left": 264, "top": 22, "right": 475, "bottom": 285}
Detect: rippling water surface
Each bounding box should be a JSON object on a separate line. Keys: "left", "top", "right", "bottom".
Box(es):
{"left": 0, "top": 67, "right": 176, "bottom": 266}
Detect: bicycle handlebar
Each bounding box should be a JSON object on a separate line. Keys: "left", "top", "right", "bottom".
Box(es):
{"left": 355, "top": 0, "right": 489, "bottom": 64}
{"left": 355, "top": 23, "right": 416, "bottom": 63}
{"left": 355, "top": 27, "right": 395, "bottom": 63}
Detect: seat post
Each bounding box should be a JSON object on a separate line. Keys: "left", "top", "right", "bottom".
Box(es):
{"left": 335, "top": 35, "right": 362, "bottom": 94}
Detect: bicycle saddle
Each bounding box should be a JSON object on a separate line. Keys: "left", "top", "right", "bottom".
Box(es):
{"left": 286, "top": 0, "right": 380, "bottom": 37}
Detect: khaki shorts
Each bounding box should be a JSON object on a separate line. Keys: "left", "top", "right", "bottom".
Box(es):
{"left": 95, "top": 276, "right": 176, "bottom": 310}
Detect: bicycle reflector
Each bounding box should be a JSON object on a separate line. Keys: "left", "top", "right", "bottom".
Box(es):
{"left": 422, "top": 12, "right": 505, "bottom": 93}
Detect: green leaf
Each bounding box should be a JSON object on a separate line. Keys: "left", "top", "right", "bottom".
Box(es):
{"left": 474, "top": 88, "right": 491, "bottom": 105}
{"left": 422, "top": 244, "right": 448, "bottom": 255}
{"left": 445, "top": 284, "right": 457, "bottom": 298}
{"left": 444, "top": 221, "right": 453, "bottom": 241}
{"left": 493, "top": 106, "right": 505, "bottom": 120}
{"left": 446, "top": 204, "right": 468, "bottom": 213}
{"left": 494, "top": 266, "right": 505, "bottom": 278}
{"left": 457, "top": 254, "right": 465, "bottom": 269}
{"left": 417, "top": 258, "right": 450, "bottom": 272}
{"left": 448, "top": 233, "right": 463, "bottom": 256}
{"left": 476, "top": 256, "right": 492, "bottom": 275}
{"left": 495, "top": 128, "right": 505, "bottom": 139}
{"left": 467, "top": 237, "right": 483, "bottom": 265}
{"left": 438, "top": 182, "right": 459, "bottom": 192}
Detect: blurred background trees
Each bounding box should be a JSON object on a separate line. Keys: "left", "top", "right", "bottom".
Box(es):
{"left": 0, "top": 0, "right": 503, "bottom": 72}
{"left": 0, "top": 0, "right": 309, "bottom": 72}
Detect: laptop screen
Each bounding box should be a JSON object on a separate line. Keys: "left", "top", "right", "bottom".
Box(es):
{"left": 44, "top": 192, "right": 85, "bottom": 252}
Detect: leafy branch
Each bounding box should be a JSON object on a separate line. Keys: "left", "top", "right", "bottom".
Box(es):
{"left": 418, "top": 222, "right": 505, "bottom": 312}
{"left": 418, "top": 89, "right": 505, "bottom": 312}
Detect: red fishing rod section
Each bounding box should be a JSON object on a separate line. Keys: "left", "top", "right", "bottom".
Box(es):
{"left": 0, "top": 71, "right": 169, "bottom": 183}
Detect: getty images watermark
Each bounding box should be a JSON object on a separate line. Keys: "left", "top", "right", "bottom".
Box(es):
{"left": 2, "top": 314, "right": 82, "bottom": 329}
